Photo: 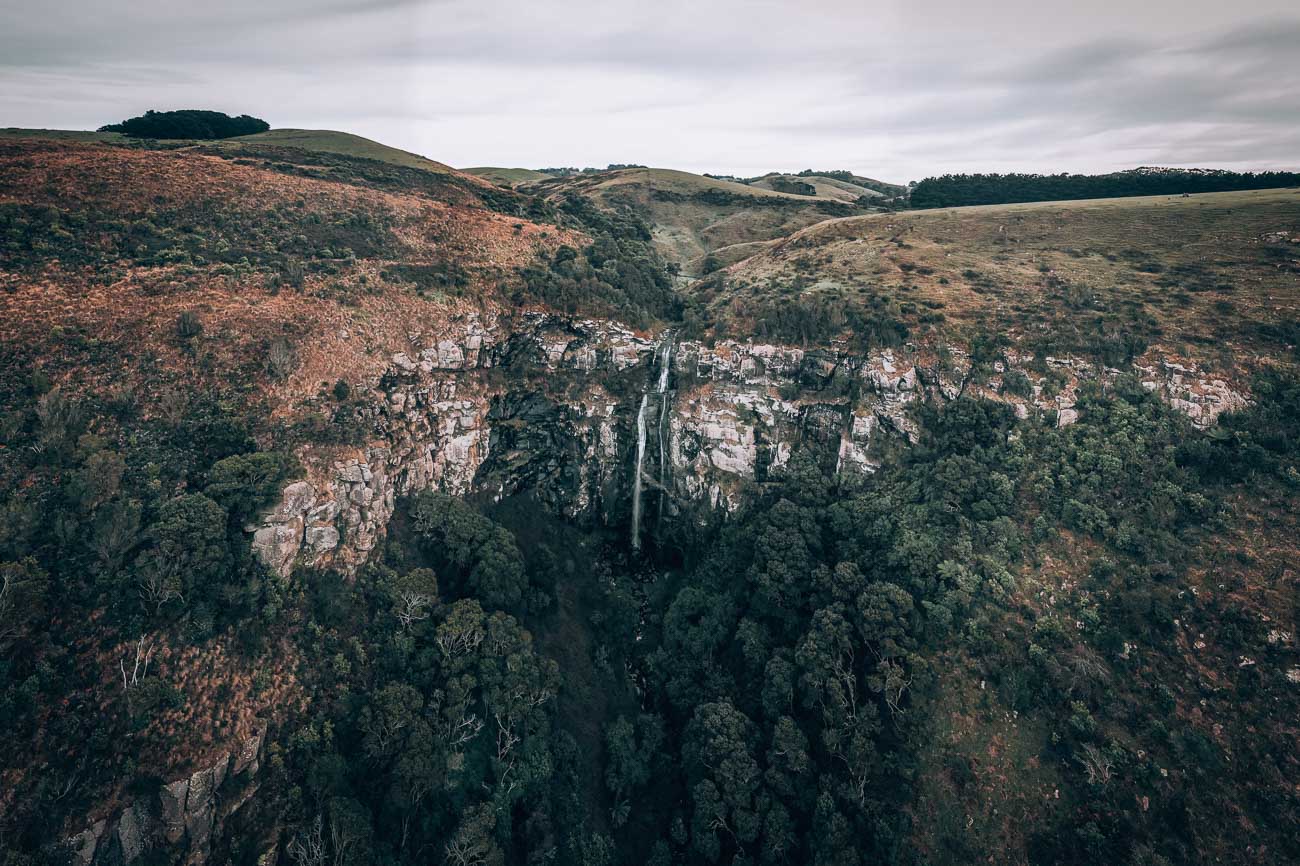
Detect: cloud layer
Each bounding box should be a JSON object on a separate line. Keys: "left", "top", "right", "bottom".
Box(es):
{"left": 1, "top": 0, "right": 1296, "bottom": 181}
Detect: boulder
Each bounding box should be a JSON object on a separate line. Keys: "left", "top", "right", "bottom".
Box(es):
{"left": 160, "top": 778, "right": 190, "bottom": 844}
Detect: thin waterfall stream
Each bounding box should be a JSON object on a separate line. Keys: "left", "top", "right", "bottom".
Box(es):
{"left": 630, "top": 393, "right": 649, "bottom": 551}
{"left": 630, "top": 336, "right": 672, "bottom": 552}
{"left": 655, "top": 339, "right": 673, "bottom": 525}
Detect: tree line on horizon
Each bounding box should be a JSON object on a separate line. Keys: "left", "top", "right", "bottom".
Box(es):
{"left": 909, "top": 167, "right": 1300, "bottom": 208}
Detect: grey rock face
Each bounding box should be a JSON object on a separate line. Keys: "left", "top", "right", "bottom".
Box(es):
{"left": 67, "top": 820, "right": 106, "bottom": 866}
{"left": 250, "top": 312, "right": 1252, "bottom": 579}
{"left": 160, "top": 778, "right": 190, "bottom": 844}
{"left": 67, "top": 730, "right": 263, "bottom": 866}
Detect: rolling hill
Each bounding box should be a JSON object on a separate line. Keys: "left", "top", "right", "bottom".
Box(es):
{"left": 464, "top": 166, "right": 554, "bottom": 186}
{"left": 694, "top": 187, "right": 1300, "bottom": 362}
{"left": 748, "top": 172, "right": 884, "bottom": 202}
{"left": 203, "top": 128, "right": 460, "bottom": 173}
{"left": 746, "top": 170, "right": 909, "bottom": 200}
{"left": 2, "top": 127, "right": 461, "bottom": 176}
{"left": 524, "top": 166, "right": 874, "bottom": 274}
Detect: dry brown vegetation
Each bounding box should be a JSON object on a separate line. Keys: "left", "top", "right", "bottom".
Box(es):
{"left": 0, "top": 138, "right": 584, "bottom": 422}
{"left": 706, "top": 188, "right": 1300, "bottom": 368}
{"left": 524, "top": 167, "right": 868, "bottom": 272}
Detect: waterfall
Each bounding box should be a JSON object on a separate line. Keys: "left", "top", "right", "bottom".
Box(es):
{"left": 655, "top": 340, "right": 673, "bottom": 524}
{"left": 631, "top": 336, "right": 672, "bottom": 553}
{"left": 630, "top": 393, "right": 649, "bottom": 551}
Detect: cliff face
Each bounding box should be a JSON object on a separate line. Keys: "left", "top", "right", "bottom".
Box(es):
{"left": 67, "top": 731, "right": 265, "bottom": 866}
{"left": 252, "top": 313, "right": 1251, "bottom": 579}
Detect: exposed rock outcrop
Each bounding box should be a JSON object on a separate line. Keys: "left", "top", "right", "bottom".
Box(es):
{"left": 66, "top": 729, "right": 264, "bottom": 866}
{"left": 250, "top": 312, "right": 1252, "bottom": 578}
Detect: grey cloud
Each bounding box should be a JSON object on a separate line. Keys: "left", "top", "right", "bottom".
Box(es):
{"left": 0, "top": 0, "right": 1296, "bottom": 179}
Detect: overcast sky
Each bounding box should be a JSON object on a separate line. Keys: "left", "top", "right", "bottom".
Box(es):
{"left": 1, "top": 0, "right": 1297, "bottom": 182}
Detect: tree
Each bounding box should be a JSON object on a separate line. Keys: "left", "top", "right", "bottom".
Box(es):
{"left": 204, "top": 452, "right": 297, "bottom": 524}
{"left": 409, "top": 493, "right": 525, "bottom": 609}
{"left": 175, "top": 310, "right": 203, "bottom": 341}
{"left": 477, "top": 612, "right": 559, "bottom": 797}
{"left": 0, "top": 558, "right": 47, "bottom": 646}
{"left": 604, "top": 714, "right": 664, "bottom": 824}
{"left": 35, "top": 386, "right": 84, "bottom": 458}
{"left": 855, "top": 582, "right": 915, "bottom": 659}
{"left": 71, "top": 449, "right": 125, "bottom": 511}
{"left": 360, "top": 683, "right": 423, "bottom": 763}
{"left": 444, "top": 803, "right": 503, "bottom": 866}
{"left": 135, "top": 493, "right": 230, "bottom": 614}
{"left": 796, "top": 608, "right": 880, "bottom": 805}
{"left": 386, "top": 567, "right": 439, "bottom": 630}
{"left": 326, "top": 796, "right": 372, "bottom": 866}
{"left": 436, "top": 599, "right": 487, "bottom": 660}
{"left": 287, "top": 816, "right": 325, "bottom": 866}
{"left": 92, "top": 498, "right": 142, "bottom": 576}
{"left": 684, "top": 701, "right": 763, "bottom": 859}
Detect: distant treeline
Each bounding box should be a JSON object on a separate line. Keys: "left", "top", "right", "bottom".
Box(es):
{"left": 99, "top": 109, "right": 269, "bottom": 140}
{"left": 536, "top": 164, "right": 647, "bottom": 177}
{"left": 910, "top": 168, "right": 1300, "bottom": 208}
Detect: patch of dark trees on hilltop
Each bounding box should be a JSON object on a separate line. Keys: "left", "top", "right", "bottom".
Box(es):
{"left": 99, "top": 109, "right": 270, "bottom": 140}
{"left": 910, "top": 168, "right": 1300, "bottom": 208}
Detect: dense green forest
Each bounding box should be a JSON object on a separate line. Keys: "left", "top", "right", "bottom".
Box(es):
{"left": 259, "top": 376, "right": 1300, "bottom": 866}
{"left": 4, "top": 354, "right": 1297, "bottom": 863}
{"left": 909, "top": 169, "right": 1300, "bottom": 208}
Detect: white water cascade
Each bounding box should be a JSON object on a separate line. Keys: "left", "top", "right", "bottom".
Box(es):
{"left": 630, "top": 338, "right": 672, "bottom": 552}
{"left": 655, "top": 339, "right": 673, "bottom": 524}
{"left": 630, "top": 393, "right": 649, "bottom": 551}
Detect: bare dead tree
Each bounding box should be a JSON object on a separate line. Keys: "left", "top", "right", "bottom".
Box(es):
{"left": 286, "top": 816, "right": 325, "bottom": 866}
{"left": 157, "top": 389, "right": 189, "bottom": 426}
{"left": 395, "top": 588, "right": 434, "bottom": 630}
{"left": 1078, "top": 743, "right": 1115, "bottom": 786}
{"left": 493, "top": 713, "right": 521, "bottom": 795}
{"left": 873, "top": 660, "right": 912, "bottom": 718}
{"left": 436, "top": 621, "right": 485, "bottom": 658}
{"left": 0, "top": 562, "right": 45, "bottom": 645}
{"left": 443, "top": 805, "right": 497, "bottom": 866}
{"left": 266, "top": 338, "right": 296, "bottom": 382}
{"left": 448, "top": 712, "right": 484, "bottom": 747}
{"left": 138, "top": 561, "right": 183, "bottom": 615}
{"left": 120, "top": 636, "right": 154, "bottom": 691}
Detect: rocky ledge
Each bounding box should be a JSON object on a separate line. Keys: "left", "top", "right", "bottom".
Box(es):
{"left": 251, "top": 312, "right": 1251, "bottom": 577}
{"left": 66, "top": 729, "right": 265, "bottom": 866}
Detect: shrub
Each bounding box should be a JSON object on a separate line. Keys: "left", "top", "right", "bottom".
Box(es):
{"left": 175, "top": 310, "right": 203, "bottom": 341}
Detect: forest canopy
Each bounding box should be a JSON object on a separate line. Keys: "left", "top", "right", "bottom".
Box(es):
{"left": 909, "top": 168, "right": 1300, "bottom": 208}
{"left": 99, "top": 109, "right": 270, "bottom": 140}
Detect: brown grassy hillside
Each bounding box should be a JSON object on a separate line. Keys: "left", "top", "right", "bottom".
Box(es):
{"left": 525, "top": 167, "right": 870, "bottom": 273}
{"left": 694, "top": 188, "right": 1300, "bottom": 367}
{"left": 0, "top": 137, "right": 582, "bottom": 423}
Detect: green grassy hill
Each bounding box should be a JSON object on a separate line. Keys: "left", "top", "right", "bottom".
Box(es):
{"left": 205, "top": 128, "right": 457, "bottom": 173}
{"left": 464, "top": 166, "right": 554, "bottom": 186}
